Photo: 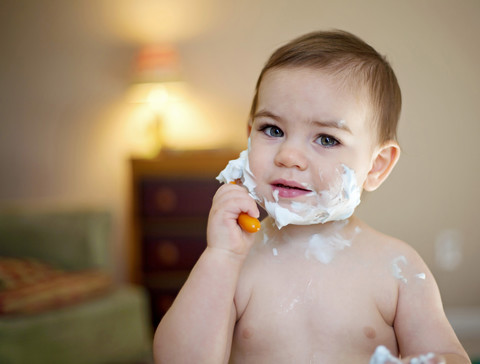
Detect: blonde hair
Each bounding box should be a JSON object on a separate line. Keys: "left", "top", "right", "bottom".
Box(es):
{"left": 249, "top": 30, "right": 401, "bottom": 144}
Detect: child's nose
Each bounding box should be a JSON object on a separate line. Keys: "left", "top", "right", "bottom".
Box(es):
{"left": 274, "top": 142, "right": 308, "bottom": 170}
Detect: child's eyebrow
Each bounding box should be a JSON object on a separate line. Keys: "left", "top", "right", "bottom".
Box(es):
{"left": 253, "top": 110, "right": 281, "bottom": 121}
{"left": 311, "top": 120, "right": 352, "bottom": 134}
{"left": 254, "top": 110, "right": 352, "bottom": 134}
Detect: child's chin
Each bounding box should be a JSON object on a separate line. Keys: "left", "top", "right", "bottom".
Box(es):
{"left": 264, "top": 198, "right": 316, "bottom": 212}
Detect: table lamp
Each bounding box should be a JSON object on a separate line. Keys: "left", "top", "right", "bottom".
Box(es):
{"left": 128, "top": 44, "right": 185, "bottom": 155}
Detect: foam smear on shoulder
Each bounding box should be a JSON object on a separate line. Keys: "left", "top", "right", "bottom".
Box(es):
{"left": 216, "top": 147, "right": 362, "bottom": 229}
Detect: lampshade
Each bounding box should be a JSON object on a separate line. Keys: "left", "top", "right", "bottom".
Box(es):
{"left": 133, "top": 44, "right": 182, "bottom": 83}
{"left": 128, "top": 44, "right": 185, "bottom": 104}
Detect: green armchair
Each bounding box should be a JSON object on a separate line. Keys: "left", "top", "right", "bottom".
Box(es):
{"left": 0, "top": 209, "right": 152, "bottom": 364}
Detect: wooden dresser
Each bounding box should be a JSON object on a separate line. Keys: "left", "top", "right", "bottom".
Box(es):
{"left": 129, "top": 150, "right": 238, "bottom": 326}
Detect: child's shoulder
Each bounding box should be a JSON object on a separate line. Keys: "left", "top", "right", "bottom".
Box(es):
{"left": 355, "top": 217, "right": 430, "bottom": 280}
{"left": 362, "top": 217, "right": 420, "bottom": 251}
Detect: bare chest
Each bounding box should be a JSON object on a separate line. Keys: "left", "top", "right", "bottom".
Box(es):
{"left": 231, "top": 256, "right": 397, "bottom": 363}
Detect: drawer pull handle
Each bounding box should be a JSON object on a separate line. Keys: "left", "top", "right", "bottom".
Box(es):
{"left": 157, "top": 241, "right": 180, "bottom": 266}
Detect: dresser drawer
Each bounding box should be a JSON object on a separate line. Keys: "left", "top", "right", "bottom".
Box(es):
{"left": 147, "top": 273, "right": 190, "bottom": 325}
{"left": 150, "top": 288, "right": 180, "bottom": 325}
{"left": 139, "top": 178, "right": 220, "bottom": 218}
{"left": 130, "top": 152, "right": 239, "bottom": 325}
{"left": 143, "top": 233, "right": 206, "bottom": 272}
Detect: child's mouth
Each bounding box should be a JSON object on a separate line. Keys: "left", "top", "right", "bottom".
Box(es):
{"left": 274, "top": 183, "right": 309, "bottom": 191}
{"left": 271, "top": 180, "right": 312, "bottom": 198}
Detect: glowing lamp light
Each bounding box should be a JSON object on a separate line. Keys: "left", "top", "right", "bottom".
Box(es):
{"left": 127, "top": 44, "right": 186, "bottom": 156}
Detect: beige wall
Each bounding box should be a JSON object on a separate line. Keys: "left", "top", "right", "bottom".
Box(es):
{"left": 0, "top": 0, "right": 478, "bottom": 306}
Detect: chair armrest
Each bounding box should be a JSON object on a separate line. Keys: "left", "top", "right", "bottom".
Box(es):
{"left": 0, "top": 209, "right": 112, "bottom": 271}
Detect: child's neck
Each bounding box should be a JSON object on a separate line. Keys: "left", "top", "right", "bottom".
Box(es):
{"left": 259, "top": 215, "right": 362, "bottom": 264}
{"left": 273, "top": 215, "right": 357, "bottom": 234}
{"left": 262, "top": 215, "right": 361, "bottom": 246}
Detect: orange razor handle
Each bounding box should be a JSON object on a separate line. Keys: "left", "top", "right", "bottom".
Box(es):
{"left": 238, "top": 213, "right": 261, "bottom": 233}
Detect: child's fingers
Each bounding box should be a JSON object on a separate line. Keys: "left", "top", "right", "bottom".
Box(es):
{"left": 211, "top": 184, "right": 257, "bottom": 221}
{"left": 401, "top": 354, "right": 445, "bottom": 364}
{"left": 207, "top": 183, "right": 259, "bottom": 256}
{"left": 229, "top": 181, "right": 261, "bottom": 233}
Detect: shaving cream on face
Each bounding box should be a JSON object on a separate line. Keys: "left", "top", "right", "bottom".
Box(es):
{"left": 263, "top": 164, "right": 361, "bottom": 229}
{"left": 216, "top": 147, "right": 362, "bottom": 229}
{"left": 216, "top": 149, "right": 259, "bottom": 201}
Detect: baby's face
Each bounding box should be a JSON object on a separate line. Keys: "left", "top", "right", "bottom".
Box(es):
{"left": 248, "top": 67, "right": 379, "bottom": 214}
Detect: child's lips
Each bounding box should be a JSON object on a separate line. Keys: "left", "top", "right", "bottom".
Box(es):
{"left": 271, "top": 179, "right": 312, "bottom": 198}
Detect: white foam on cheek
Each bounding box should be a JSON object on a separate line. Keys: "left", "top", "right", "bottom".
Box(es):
{"left": 217, "top": 155, "right": 320, "bottom": 230}
{"left": 264, "top": 164, "right": 362, "bottom": 229}
{"left": 216, "top": 144, "right": 259, "bottom": 202}
{"left": 216, "top": 147, "right": 361, "bottom": 229}
{"left": 216, "top": 150, "right": 246, "bottom": 183}
{"left": 319, "top": 164, "right": 362, "bottom": 221}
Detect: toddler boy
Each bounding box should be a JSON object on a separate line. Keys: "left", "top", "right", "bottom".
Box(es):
{"left": 153, "top": 30, "right": 470, "bottom": 363}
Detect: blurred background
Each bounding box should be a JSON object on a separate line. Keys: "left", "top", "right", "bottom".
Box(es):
{"left": 0, "top": 0, "right": 479, "bottom": 358}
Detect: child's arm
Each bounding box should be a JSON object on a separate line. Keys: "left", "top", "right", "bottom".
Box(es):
{"left": 153, "top": 183, "right": 259, "bottom": 364}
{"left": 392, "top": 247, "right": 471, "bottom": 363}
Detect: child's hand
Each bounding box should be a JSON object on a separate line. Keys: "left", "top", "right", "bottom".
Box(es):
{"left": 401, "top": 354, "right": 445, "bottom": 364}
{"left": 370, "top": 346, "right": 445, "bottom": 364}
{"left": 207, "top": 183, "right": 260, "bottom": 257}
{"left": 230, "top": 181, "right": 261, "bottom": 233}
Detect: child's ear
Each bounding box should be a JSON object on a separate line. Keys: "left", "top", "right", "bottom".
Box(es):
{"left": 363, "top": 141, "right": 400, "bottom": 192}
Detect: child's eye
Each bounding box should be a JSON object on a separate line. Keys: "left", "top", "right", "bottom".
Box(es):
{"left": 316, "top": 135, "right": 339, "bottom": 147}
{"left": 261, "top": 125, "right": 284, "bottom": 138}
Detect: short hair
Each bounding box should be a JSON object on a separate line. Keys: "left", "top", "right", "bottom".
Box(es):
{"left": 249, "top": 30, "right": 402, "bottom": 144}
